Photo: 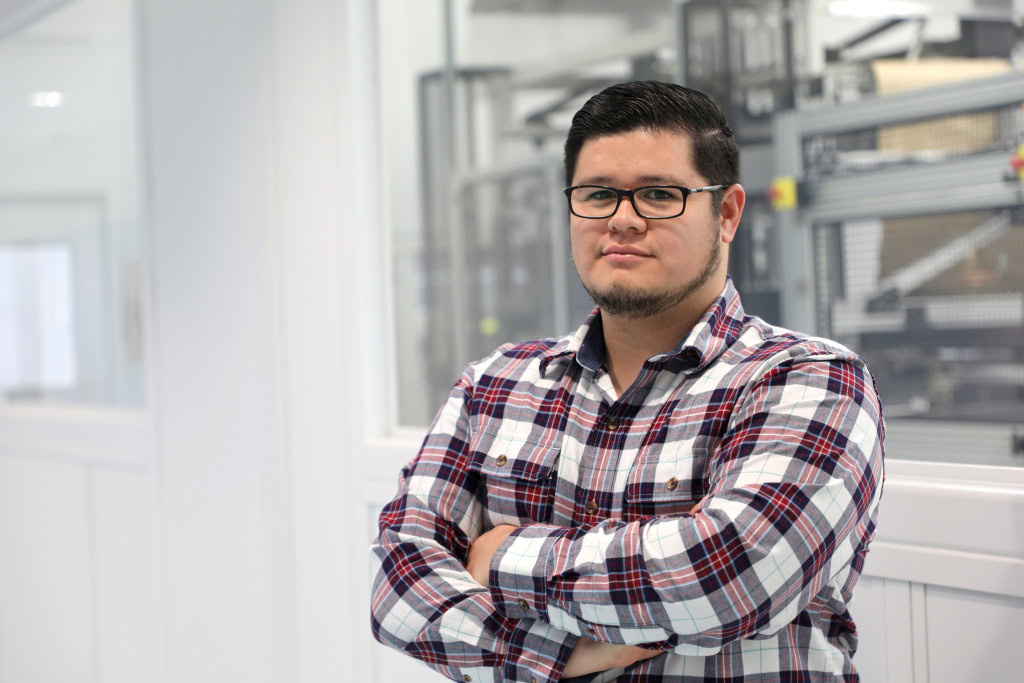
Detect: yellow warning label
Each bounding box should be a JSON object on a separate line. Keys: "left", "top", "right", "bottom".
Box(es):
{"left": 770, "top": 176, "right": 798, "bottom": 211}
{"left": 480, "top": 316, "right": 500, "bottom": 337}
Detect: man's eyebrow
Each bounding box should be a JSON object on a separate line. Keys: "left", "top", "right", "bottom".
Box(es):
{"left": 573, "top": 175, "right": 615, "bottom": 185}
{"left": 636, "top": 175, "right": 686, "bottom": 185}
{"left": 573, "top": 175, "right": 688, "bottom": 186}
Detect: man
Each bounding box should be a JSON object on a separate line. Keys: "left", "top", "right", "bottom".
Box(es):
{"left": 371, "top": 81, "right": 884, "bottom": 682}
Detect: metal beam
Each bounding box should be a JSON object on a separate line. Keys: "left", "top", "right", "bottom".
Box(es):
{"left": 772, "top": 110, "right": 817, "bottom": 334}
{"left": 797, "top": 71, "right": 1024, "bottom": 136}
{"left": 511, "top": 24, "right": 674, "bottom": 88}
{"left": 0, "top": 0, "right": 72, "bottom": 41}
{"left": 807, "top": 151, "right": 1023, "bottom": 223}
{"left": 673, "top": 0, "right": 692, "bottom": 86}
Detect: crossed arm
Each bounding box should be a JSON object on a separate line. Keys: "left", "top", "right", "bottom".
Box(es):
{"left": 370, "top": 355, "right": 884, "bottom": 682}
{"left": 465, "top": 508, "right": 701, "bottom": 679}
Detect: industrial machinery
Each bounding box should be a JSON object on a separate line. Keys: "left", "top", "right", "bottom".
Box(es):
{"left": 773, "top": 71, "right": 1024, "bottom": 462}
{"left": 401, "top": 0, "right": 1024, "bottom": 460}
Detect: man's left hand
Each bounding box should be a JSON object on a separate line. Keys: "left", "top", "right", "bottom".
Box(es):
{"left": 467, "top": 524, "right": 516, "bottom": 587}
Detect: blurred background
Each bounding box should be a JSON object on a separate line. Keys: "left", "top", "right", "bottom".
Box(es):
{"left": 0, "top": 0, "right": 1022, "bottom": 682}
{"left": 381, "top": 0, "right": 1024, "bottom": 465}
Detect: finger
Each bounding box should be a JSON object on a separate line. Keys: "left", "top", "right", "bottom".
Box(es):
{"left": 622, "top": 645, "right": 662, "bottom": 667}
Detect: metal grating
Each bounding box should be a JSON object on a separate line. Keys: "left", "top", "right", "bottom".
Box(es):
{"left": 814, "top": 208, "right": 1024, "bottom": 424}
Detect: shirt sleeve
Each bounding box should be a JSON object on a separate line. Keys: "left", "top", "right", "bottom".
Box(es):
{"left": 370, "top": 363, "right": 579, "bottom": 682}
{"left": 486, "top": 353, "right": 885, "bottom": 655}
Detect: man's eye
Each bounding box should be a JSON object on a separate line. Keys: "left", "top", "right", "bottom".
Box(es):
{"left": 585, "top": 190, "right": 616, "bottom": 202}
{"left": 639, "top": 188, "right": 678, "bottom": 201}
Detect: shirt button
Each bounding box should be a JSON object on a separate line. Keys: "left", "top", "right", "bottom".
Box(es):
{"left": 518, "top": 599, "right": 529, "bottom": 610}
{"left": 585, "top": 500, "right": 598, "bottom": 515}
{"left": 585, "top": 625, "right": 596, "bottom": 635}
{"left": 666, "top": 477, "right": 679, "bottom": 491}
{"left": 606, "top": 417, "right": 620, "bottom": 431}
{"left": 496, "top": 454, "right": 507, "bottom": 467}
{"left": 462, "top": 676, "right": 472, "bottom": 683}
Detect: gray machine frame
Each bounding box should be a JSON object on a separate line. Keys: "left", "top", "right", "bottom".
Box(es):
{"left": 772, "top": 71, "right": 1024, "bottom": 463}
{"left": 771, "top": 70, "right": 1024, "bottom": 335}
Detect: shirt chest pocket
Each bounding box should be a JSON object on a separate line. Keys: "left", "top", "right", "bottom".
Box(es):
{"left": 467, "top": 425, "right": 560, "bottom": 528}
{"left": 623, "top": 438, "right": 707, "bottom": 522}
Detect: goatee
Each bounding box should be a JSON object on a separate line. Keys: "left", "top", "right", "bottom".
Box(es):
{"left": 582, "top": 235, "right": 721, "bottom": 320}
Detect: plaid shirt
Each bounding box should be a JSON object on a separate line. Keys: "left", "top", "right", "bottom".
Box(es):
{"left": 371, "top": 278, "right": 884, "bottom": 682}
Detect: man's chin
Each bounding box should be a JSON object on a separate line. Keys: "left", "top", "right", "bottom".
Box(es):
{"left": 585, "top": 285, "right": 686, "bottom": 320}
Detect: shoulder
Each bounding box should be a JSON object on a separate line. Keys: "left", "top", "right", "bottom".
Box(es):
{"left": 726, "top": 317, "right": 884, "bottom": 417}
{"left": 463, "top": 335, "right": 573, "bottom": 387}
{"left": 713, "top": 315, "right": 880, "bottom": 402}
{"left": 729, "top": 314, "right": 866, "bottom": 368}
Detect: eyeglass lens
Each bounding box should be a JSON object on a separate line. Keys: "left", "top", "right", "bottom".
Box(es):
{"left": 569, "top": 186, "right": 686, "bottom": 218}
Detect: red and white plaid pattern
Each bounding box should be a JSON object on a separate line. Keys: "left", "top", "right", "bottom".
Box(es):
{"left": 372, "top": 278, "right": 885, "bottom": 682}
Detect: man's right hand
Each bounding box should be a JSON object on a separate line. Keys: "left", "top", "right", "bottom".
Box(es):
{"left": 562, "top": 637, "right": 661, "bottom": 678}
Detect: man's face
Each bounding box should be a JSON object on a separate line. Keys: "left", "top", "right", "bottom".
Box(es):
{"left": 569, "top": 128, "right": 732, "bottom": 319}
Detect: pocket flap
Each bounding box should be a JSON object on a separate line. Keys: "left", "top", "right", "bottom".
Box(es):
{"left": 468, "top": 426, "right": 560, "bottom": 481}
{"left": 625, "top": 438, "right": 703, "bottom": 502}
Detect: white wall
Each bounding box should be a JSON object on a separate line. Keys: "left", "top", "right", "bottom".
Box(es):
{"left": 0, "top": 0, "right": 373, "bottom": 681}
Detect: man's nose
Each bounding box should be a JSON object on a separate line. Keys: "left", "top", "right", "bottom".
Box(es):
{"left": 608, "top": 195, "right": 647, "bottom": 233}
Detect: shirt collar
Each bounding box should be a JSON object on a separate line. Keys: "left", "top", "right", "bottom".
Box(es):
{"left": 539, "top": 276, "right": 747, "bottom": 374}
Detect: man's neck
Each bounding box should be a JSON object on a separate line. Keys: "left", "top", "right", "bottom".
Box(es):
{"left": 601, "top": 277, "right": 725, "bottom": 395}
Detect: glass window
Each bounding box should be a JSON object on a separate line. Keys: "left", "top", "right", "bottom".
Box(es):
{"left": 379, "top": 0, "right": 687, "bottom": 426}
{"left": 0, "top": 0, "right": 145, "bottom": 406}
{"left": 0, "top": 243, "right": 76, "bottom": 399}
{"left": 379, "top": 0, "right": 1024, "bottom": 468}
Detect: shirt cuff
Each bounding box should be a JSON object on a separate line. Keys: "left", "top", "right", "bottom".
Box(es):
{"left": 488, "top": 523, "right": 569, "bottom": 619}
{"left": 502, "top": 619, "right": 578, "bottom": 683}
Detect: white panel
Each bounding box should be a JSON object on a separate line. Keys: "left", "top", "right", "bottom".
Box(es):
{"left": 925, "top": 586, "right": 1024, "bottom": 683}
{"left": 91, "top": 468, "right": 163, "bottom": 683}
{"left": 883, "top": 579, "right": 915, "bottom": 683}
{"left": 848, "top": 576, "right": 889, "bottom": 682}
{"left": 866, "top": 542, "right": 1024, "bottom": 600}
{"left": 268, "top": 0, "right": 358, "bottom": 682}
{"left": 142, "top": 0, "right": 289, "bottom": 681}
{"left": 0, "top": 405, "right": 154, "bottom": 468}
{"left": 909, "top": 582, "right": 929, "bottom": 683}
{"left": 878, "top": 476, "right": 1024, "bottom": 559}
{"left": 866, "top": 462, "right": 1024, "bottom": 599}
{"left": 850, "top": 573, "right": 918, "bottom": 683}
{"left": 0, "top": 456, "right": 95, "bottom": 683}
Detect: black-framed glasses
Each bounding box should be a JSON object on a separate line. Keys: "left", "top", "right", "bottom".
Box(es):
{"left": 563, "top": 184, "right": 730, "bottom": 219}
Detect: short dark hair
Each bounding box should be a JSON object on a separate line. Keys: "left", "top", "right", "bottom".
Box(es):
{"left": 563, "top": 81, "right": 739, "bottom": 215}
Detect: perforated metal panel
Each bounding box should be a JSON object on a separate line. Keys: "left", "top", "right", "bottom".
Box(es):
{"left": 813, "top": 208, "right": 1024, "bottom": 424}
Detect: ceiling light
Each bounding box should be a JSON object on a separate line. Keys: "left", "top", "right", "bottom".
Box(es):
{"left": 827, "top": 1, "right": 930, "bottom": 19}
{"left": 29, "top": 92, "right": 64, "bottom": 108}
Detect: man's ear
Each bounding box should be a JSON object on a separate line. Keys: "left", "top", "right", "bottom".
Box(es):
{"left": 719, "top": 184, "right": 746, "bottom": 244}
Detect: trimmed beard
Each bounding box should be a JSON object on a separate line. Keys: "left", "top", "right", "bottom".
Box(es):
{"left": 580, "top": 228, "right": 721, "bottom": 320}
